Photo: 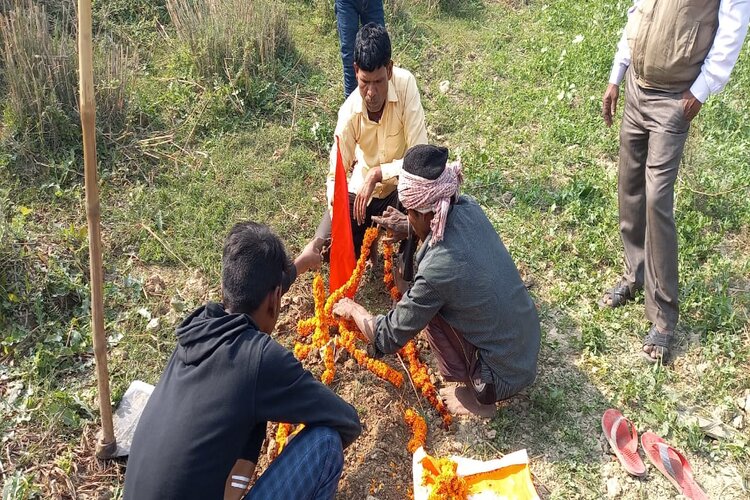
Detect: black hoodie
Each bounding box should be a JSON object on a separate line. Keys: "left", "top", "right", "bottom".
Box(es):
{"left": 124, "top": 303, "right": 361, "bottom": 499}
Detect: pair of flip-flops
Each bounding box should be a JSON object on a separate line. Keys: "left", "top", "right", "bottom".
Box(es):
{"left": 601, "top": 409, "right": 708, "bottom": 500}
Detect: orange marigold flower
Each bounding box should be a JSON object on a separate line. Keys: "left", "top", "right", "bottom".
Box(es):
{"left": 321, "top": 344, "right": 336, "bottom": 385}
{"left": 399, "top": 340, "right": 452, "bottom": 428}
{"left": 324, "top": 227, "right": 378, "bottom": 316}
{"left": 273, "top": 422, "right": 293, "bottom": 457}
{"left": 297, "top": 317, "right": 316, "bottom": 337}
{"left": 293, "top": 342, "right": 312, "bottom": 360}
{"left": 423, "top": 457, "right": 469, "bottom": 500}
{"left": 404, "top": 408, "right": 427, "bottom": 453}
{"left": 382, "top": 242, "right": 402, "bottom": 301}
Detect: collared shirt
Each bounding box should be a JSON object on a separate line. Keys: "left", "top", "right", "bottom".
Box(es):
{"left": 372, "top": 196, "right": 541, "bottom": 401}
{"left": 609, "top": 0, "right": 750, "bottom": 102}
{"left": 326, "top": 66, "right": 428, "bottom": 206}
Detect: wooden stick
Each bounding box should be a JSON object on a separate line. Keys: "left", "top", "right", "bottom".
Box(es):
{"left": 78, "top": 0, "right": 116, "bottom": 458}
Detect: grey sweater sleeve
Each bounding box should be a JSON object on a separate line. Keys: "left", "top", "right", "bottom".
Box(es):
{"left": 374, "top": 275, "right": 444, "bottom": 354}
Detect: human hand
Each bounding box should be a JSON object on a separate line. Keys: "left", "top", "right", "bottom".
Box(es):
{"left": 354, "top": 167, "right": 382, "bottom": 225}
{"left": 372, "top": 206, "right": 408, "bottom": 242}
{"left": 294, "top": 238, "right": 326, "bottom": 274}
{"left": 332, "top": 297, "right": 359, "bottom": 319}
{"left": 682, "top": 90, "right": 702, "bottom": 121}
{"left": 602, "top": 83, "right": 619, "bottom": 127}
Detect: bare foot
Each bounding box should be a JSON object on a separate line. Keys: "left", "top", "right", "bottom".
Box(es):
{"left": 439, "top": 385, "right": 496, "bottom": 418}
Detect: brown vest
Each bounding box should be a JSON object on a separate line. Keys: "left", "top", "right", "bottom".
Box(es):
{"left": 626, "top": 0, "right": 720, "bottom": 92}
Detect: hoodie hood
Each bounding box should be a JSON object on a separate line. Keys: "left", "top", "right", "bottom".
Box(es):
{"left": 175, "top": 302, "right": 258, "bottom": 365}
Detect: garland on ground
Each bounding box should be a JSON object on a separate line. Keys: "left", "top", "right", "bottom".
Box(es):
{"left": 383, "top": 242, "right": 451, "bottom": 427}
{"left": 399, "top": 341, "right": 452, "bottom": 428}
{"left": 382, "top": 242, "right": 402, "bottom": 301}
{"left": 280, "top": 228, "right": 455, "bottom": 470}
{"left": 404, "top": 408, "right": 427, "bottom": 453}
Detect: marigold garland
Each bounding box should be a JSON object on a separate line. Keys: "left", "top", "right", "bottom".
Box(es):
{"left": 324, "top": 227, "right": 379, "bottom": 317}
{"left": 404, "top": 408, "right": 427, "bottom": 453}
{"left": 272, "top": 423, "right": 292, "bottom": 459}
{"left": 382, "top": 242, "right": 402, "bottom": 301}
{"left": 337, "top": 323, "right": 403, "bottom": 387}
{"left": 293, "top": 342, "right": 312, "bottom": 360}
{"left": 321, "top": 344, "right": 335, "bottom": 385}
{"left": 283, "top": 226, "right": 461, "bottom": 481}
{"left": 422, "top": 457, "right": 470, "bottom": 500}
{"left": 400, "top": 340, "right": 452, "bottom": 428}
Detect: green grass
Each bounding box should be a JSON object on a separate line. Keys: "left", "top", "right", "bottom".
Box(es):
{"left": 1, "top": 0, "right": 749, "bottom": 498}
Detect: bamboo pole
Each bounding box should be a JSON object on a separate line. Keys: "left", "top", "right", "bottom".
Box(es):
{"left": 77, "top": 0, "right": 116, "bottom": 458}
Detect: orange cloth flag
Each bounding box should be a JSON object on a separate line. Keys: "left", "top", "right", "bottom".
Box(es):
{"left": 329, "top": 136, "right": 356, "bottom": 293}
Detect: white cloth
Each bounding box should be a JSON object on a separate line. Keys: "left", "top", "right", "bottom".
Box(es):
{"left": 608, "top": 0, "right": 750, "bottom": 102}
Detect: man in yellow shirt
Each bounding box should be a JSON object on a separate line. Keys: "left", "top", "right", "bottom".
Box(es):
{"left": 307, "top": 22, "right": 428, "bottom": 258}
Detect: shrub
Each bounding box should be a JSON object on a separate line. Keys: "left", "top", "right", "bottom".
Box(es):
{"left": 166, "top": 0, "right": 293, "bottom": 83}
{"left": 0, "top": 0, "right": 142, "bottom": 178}
{"left": 0, "top": 0, "right": 79, "bottom": 157}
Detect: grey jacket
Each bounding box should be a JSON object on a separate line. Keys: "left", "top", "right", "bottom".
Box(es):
{"left": 374, "top": 195, "right": 541, "bottom": 400}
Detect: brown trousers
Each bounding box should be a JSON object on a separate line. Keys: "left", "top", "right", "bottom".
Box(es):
{"left": 424, "top": 315, "right": 496, "bottom": 404}
{"left": 618, "top": 69, "right": 689, "bottom": 331}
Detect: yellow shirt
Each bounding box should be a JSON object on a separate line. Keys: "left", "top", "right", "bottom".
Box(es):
{"left": 326, "top": 66, "right": 428, "bottom": 206}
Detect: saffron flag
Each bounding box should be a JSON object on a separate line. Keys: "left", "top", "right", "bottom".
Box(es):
{"left": 329, "top": 136, "right": 356, "bottom": 293}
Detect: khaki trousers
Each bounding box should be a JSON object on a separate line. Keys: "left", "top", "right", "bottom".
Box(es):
{"left": 618, "top": 69, "right": 689, "bottom": 332}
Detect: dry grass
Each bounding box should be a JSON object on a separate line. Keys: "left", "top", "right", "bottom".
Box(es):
{"left": 166, "top": 0, "right": 292, "bottom": 82}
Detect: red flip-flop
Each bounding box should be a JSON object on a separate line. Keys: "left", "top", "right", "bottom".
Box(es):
{"left": 601, "top": 409, "right": 646, "bottom": 477}
{"left": 641, "top": 432, "right": 708, "bottom": 500}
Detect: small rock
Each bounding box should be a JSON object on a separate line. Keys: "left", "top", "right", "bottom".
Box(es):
{"left": 501, "top": 191, "right": 514, "bottom": 204}
{"left": 732, "top": 413, "right": 744, "bottom": 429}
{"left": 344, "top": 359, "right": 356, "bottom": 371}
{"left": 738, "top": 390, "right": 750, "bottom": 413}
{"left": 366, "top": 496, "right": 379, "bottom": 500}
{"left": 170, "top": 296, "right": 185, "bottom": 312}
{"left": 606, "top": 477, "right": 621, "bottom": 498}
{"left": 146, "top": 317, "right": 160, "bottom": 331}
{"left": 439, "top": 80, "right": 450, "bottom": 94}
{"left": 486, "top": 429, "right": 497, "bottom": 439}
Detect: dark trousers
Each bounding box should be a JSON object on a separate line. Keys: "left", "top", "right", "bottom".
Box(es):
{"left": 424, "top": 315, "right": 497, "bottom": 405}
{"left": 618, "top": 69, "right": 689, "bottom": 332}
{"left": 315, "top": 190, "right": 399, "bottom": 257}
{"left": 335, "top": 0, "right": 385, "bottom": 98}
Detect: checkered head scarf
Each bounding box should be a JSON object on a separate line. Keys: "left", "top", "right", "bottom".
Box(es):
{"left": 398, "top": 145, "right": 462, "bottom": 246}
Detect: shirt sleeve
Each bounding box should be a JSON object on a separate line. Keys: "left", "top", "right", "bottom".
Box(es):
{"left": 254, "top": 339, "right": 362, "bottom": 448}
{"left": 689, "top": 0, "right": 750, "bottom": 102}
{"left": 374, "top": 275, "right": 444, "bottom": 354}
{"left": 379, "top": 73, "right": 428, "bottom": 182}
{"left": 608, "top": 1, "right": 641, "bottom": 85}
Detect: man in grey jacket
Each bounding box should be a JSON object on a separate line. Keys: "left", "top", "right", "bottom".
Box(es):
{"left": 601, "top": 0, "right": 750, "bottom": 363}
{"left": 333, "top": 145, "right": 541, "bottom": 417}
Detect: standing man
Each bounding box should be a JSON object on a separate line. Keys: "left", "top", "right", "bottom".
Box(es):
{"left": 124, "top": 222, "right": 360, "bottom": 500}
{"left": 336, "top": 0, "right": 385, "bottom": 98}
{"left": 311, "top": 22, "right": 427, "bottom": 257}
{"left": 333, "top": 145, "right": 541, "bottom": 417}
{"left": 601, "top": 0, "right": 750, "bottom": 363}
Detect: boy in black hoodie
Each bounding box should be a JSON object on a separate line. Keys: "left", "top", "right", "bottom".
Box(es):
{"left": 124, "top": 221, "right": 361, "bottom": 500}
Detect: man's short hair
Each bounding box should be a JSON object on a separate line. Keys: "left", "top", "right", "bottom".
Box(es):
{"left": 222, "top": 221, "right": 289, "bottom": 314}
{"left": 354, "top": 22, "right": 391, "bottom": 72}
{"left": 403, "top": 144, "right": 448, "bottom": 180}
